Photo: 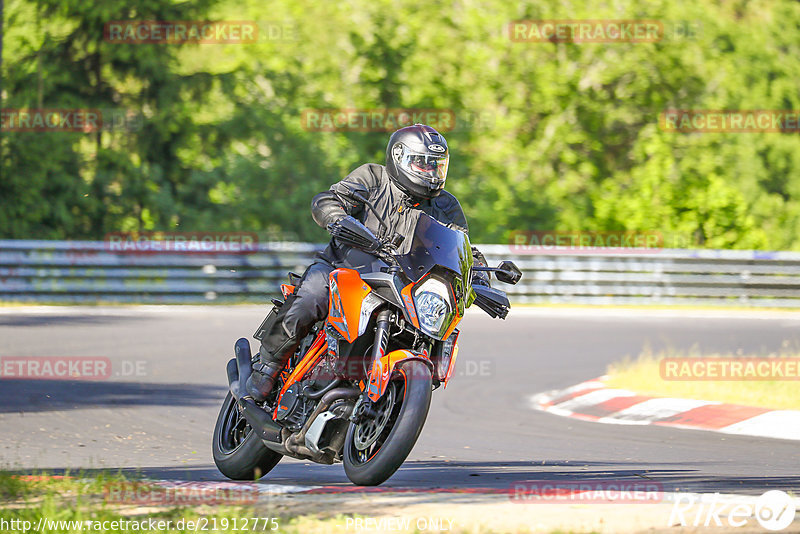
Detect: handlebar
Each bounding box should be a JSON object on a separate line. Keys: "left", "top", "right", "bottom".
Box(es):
{"left": 332, "top": 188, "right": 402, "bottom": 265}
{"left": 326, "top": 215, "right": 400, "bottom": 268}
{"left": 348, "top": 190, "right": 391, "bottom": 237}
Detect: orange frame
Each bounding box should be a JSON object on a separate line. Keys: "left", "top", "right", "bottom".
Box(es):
{"left": 272, "top": 330, "right": 327, "bottom": 420}
{"left": 272, "top": 268, "right": 464, "bottom": 411}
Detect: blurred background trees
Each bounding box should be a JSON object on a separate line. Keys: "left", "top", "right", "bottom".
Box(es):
{"left": 2, "top": 0, "right": 799, "bottom": 249}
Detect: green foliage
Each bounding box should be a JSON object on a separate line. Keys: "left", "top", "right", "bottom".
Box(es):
{"left": 1, "top": 0, "right": 799, "bottom": 249}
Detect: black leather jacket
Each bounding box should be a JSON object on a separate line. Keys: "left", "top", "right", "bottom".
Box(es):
{"left": 311, "top": 163, "right": 489, "bottom": 281}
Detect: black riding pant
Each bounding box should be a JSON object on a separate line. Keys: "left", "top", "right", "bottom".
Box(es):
{"left": 280, "top": 260, "right": 333, "bottom": 338}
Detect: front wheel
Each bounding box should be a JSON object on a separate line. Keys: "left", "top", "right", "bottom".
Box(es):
{"left": 343, "top": 360, "right": 432, "bottom": 486}
{"left": 212, "top": 392, "right": 282, "bottom": 480}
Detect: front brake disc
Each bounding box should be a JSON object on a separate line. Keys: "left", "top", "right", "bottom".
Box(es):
{"left": 353, "top": 382, "right": 396, "bottom": 451}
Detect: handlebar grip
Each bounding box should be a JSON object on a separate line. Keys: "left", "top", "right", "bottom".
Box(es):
{"left": 327, "top": 216, "right": 382, "bottom": 253}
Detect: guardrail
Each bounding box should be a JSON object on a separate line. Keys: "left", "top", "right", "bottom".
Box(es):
{"left": 1, "top": 240, "right": 799, "bottom": 307}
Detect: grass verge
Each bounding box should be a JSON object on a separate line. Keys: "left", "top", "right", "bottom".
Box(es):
{"left": 0, "top": 470, "right": 289, "bottom": 534}
{"left": 605, "top": 349, "right": 800, "bottom": 410}
{"left": 0, "top": 471, "right": 553, "bottom": 533}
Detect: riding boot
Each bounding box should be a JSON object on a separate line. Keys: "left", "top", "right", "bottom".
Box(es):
{"left": 245, "top": 325, "right": 302, "bottom": 402}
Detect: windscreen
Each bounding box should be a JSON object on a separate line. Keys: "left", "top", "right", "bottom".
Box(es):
{"left": 396, "top": 212, "right": 472, "bottom": 283}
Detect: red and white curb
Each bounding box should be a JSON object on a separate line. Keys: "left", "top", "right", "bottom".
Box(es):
{"left": 531, "top": 376, "right": 800, "bottom": 441}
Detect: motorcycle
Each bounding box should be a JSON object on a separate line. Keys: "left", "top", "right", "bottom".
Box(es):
{"left": 212, "top": 191, "right": 522, "bottom": 486}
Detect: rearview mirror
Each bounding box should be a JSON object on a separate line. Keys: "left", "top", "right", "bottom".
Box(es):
{"left": 494, "top": 261, "right": 522, "bottom": 285}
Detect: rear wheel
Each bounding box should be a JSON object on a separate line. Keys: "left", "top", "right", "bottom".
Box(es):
{"left": 212, "top": 392, "right": 282, "bottom": 480}
{"left": 343, "top": 360, "right": 432, "bottom": 486}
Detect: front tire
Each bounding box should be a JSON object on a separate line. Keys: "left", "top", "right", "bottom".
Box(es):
{"left": 212, "top": 392, "right": 282, "bottom": 480}
{"left": 343, "top": 360, "right": 432, "bottom": 486}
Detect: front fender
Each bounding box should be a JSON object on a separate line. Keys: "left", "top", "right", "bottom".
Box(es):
{"left": 366, "top": 349, "right": 433, "bottom": 402}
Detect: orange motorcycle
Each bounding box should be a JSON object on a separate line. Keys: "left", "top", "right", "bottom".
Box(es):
{"left": 213, "top": 197, "right": 521, "bottom": 486}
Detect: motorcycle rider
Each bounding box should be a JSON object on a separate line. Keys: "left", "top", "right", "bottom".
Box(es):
{"left": 246, "top": 123, "right": 489, "bottom": 402}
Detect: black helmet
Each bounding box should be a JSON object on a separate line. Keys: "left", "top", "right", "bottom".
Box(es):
{"left": 385, "top": 124, "right": 450, "bottom": 199}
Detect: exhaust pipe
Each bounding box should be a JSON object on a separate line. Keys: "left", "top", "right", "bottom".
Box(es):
{"left": 284, "top": 386, "right": 360, "bottom": 460}
{"left": 227, "top": 337, "right": 258, "bottom": 400}
{"left": 234, "top": 337, "right": 253, "bottom": 395}
{"left": 237, "top": 397, "right": 282, "bottom": 442}
{"left": 226, "top": 358, "right": 240, "bottom": 398}
{"left": 225, "top": 338, "right": 283, "bottom": 443}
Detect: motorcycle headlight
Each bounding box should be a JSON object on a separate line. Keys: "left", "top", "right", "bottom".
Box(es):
{"left": 413, "top": 278, "right": 453, "bottom": 338}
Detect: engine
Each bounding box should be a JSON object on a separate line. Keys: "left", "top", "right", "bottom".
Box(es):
{"left": 274, "top": 383, "right": 316, "bottom": 432}
{"left": 274, "top": 354, "right": 339, "bottom": 432}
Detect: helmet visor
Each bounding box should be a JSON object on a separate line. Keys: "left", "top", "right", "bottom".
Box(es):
{"left": 397, "top": 147, "right": 449, "bottom": 188}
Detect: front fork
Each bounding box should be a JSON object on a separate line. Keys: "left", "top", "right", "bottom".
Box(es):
{"left": 351, "top": 308, "right": 393, "bottom": 423}
{"left": 370, "top": 309, "right": 393, "bottom": 365}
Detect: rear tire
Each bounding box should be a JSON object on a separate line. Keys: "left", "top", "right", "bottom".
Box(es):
{"left": 343, "top": 360, "right": 432, "bottom": 486}
{"left": 212, "top": 392, "right": 282, "bottom": 480}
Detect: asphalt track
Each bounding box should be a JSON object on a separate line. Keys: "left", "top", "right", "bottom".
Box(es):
{"left": 1, "top": 305, "right": 799, "bottom": 495}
